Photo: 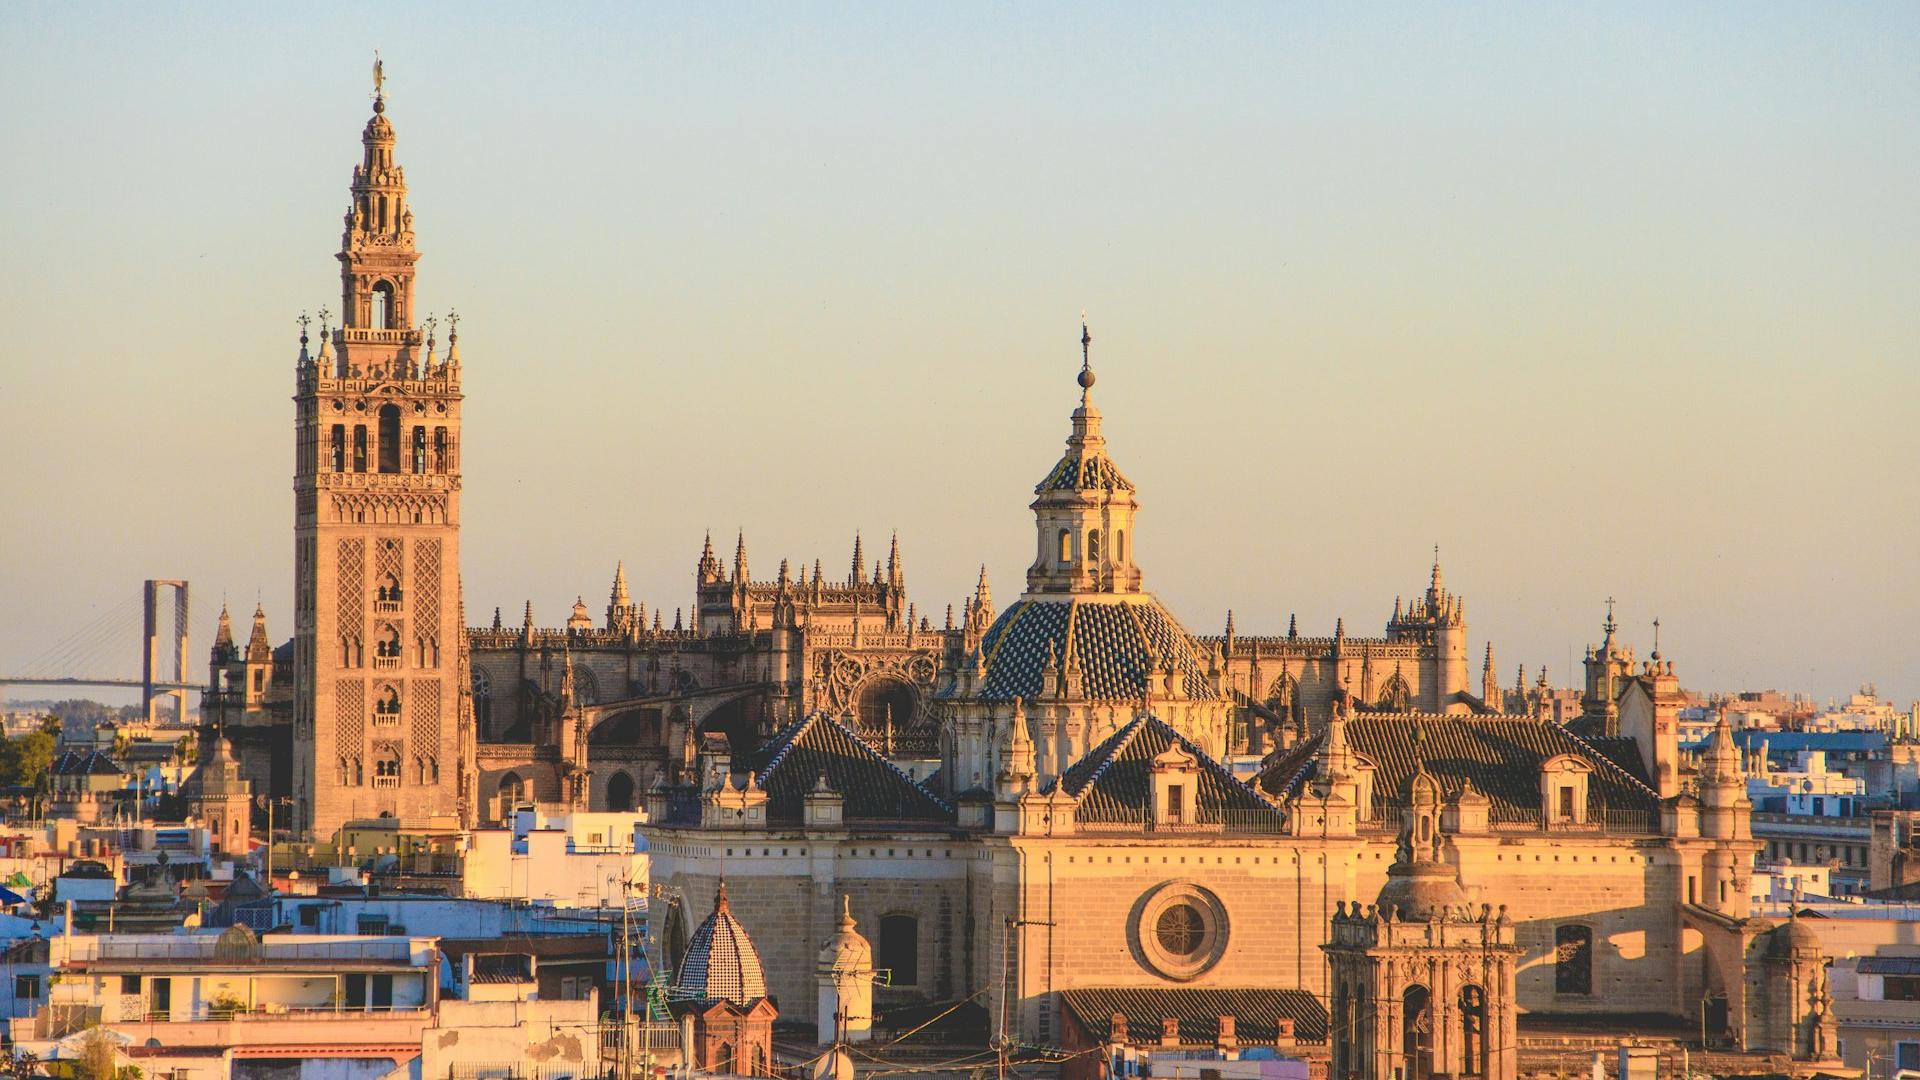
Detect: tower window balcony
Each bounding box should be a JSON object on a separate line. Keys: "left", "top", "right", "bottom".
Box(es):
{"left": 373, "top": 655, "right": 400, "bottom": 671}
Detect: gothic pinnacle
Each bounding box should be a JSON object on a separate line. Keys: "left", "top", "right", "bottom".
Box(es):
{"left": 611, "top": 560, "right": 630, "bottom": 606}
{"left": 888, "top": 530, "right": 901, "bottom": 584}
{"left": 850, "top": 533, "right": 864, "bottom": 586}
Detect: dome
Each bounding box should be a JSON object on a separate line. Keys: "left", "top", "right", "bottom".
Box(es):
{"left": 671, "top": 883, "right": 769, "bottom": 1005}
{"left": 817, "top": 896, "right": 872, "bottom": 971}
{"left": 965, "top": 595, "right": 1220, "bottom": 703}
{"left": 1770, "top": 911, "right": 1822, "bottom": 956}
{"left": 1375, "top": 857, "right": 1471, "bottom": 922}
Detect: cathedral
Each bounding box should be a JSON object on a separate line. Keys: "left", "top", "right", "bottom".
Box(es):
{"left": 210, "top": 80, "right": 1840, "bottom": 1065}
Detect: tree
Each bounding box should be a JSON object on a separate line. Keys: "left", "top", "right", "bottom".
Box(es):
{"left": 0, "top": 733, "right": 57, "bottom": 790}
{"left": 74, "top": 1030, "right": 119, "bottom": 1080}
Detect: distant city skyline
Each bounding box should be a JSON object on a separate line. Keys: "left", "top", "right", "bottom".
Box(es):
{"left": 2, "top": 4, "right": 1917, "bottom": 703}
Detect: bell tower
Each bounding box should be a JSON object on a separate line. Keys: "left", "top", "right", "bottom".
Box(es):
{"left": 292, "top": 66, "right": 473, "bottom": 839}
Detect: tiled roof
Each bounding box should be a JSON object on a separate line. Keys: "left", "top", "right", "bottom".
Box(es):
{"left": 1258, "top": 716, "right": 1659, "bottom": 820}
{"left": 750, "top": 712, "right": 954, "bottom": 826}
{"left": 1053, "top": 713, "right": 1280, "bottom": 825}
{"left": 52, "top": 750, "right": 124, "bottom": 776}
{"left": 670, "top": 885, "right": 768, "bottom": 1006}
{"left": 1057, "top": 987, "right": 1327, "bottom": 1045}
{"left": 1039, "top": 450, "right": 1135, "bottom": 494}
{"left": 964, "top": 597, "right": 1219, "bottom": 702}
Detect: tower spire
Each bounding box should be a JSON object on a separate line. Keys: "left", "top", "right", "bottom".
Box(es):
{"left": 1079, "top": 312, "right": 1095, "bottom": 406}
{"left": 336, "top": 59, "right": 421, "bottom": 380}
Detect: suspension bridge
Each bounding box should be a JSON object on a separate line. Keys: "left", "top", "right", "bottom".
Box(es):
{"left": 0, "top": 580, "right": 198, "bottom": 724}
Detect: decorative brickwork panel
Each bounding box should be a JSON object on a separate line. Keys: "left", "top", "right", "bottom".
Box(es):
{"left": 412, "top": 678, "right": 441, "bottom": 754}
{"left": 376, "top": 536, "right": 404, "bottom": 600}
{"left": 337, "top": 679, "right": 365, "bottom": 753}
{"left": 337, "top": 538, "right": 365, "bottom": 640}
{"left": 415, "top": 538, "right": 441, "bottom": 625}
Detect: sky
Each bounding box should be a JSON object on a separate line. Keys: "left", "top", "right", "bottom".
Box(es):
{"left": 2, "top": 4, "right": 1917, "bottom": 707}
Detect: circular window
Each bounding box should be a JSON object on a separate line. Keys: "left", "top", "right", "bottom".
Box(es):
{"left": 1156, "top": 904, "right": 1206, "bottom": 956}
{"left": 1133, "top": 882, "right": 1228, "bottom": 981}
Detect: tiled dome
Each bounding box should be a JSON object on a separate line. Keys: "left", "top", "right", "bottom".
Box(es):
{"left": 671, "top": 882, "right": 769, "bottom": 1005}
{"left": 966, "top": 596, "right": 1221, "bottom": 703}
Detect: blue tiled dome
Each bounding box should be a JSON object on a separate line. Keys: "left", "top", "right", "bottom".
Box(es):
{"left": 964, "top": 596, "right": 1219, "bottom": 703}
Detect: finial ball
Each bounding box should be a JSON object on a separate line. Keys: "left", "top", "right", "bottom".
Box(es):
{"left": 1077, "top": 365, "right": 1095, "bottom": 390}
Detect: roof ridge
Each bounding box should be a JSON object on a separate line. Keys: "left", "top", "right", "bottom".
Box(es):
{"left": 756, "top": 711, "right": 822, "bottom": 779}
{"left": 810, "top": 711, "right": 956, "bottom": 815}
{"left": 1063, "top": 712, "right": 1149, "bottom": 797}
{"left": 979, "top": 599, "right": 1033, "bottom": 675}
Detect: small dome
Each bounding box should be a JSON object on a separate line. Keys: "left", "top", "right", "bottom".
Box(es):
{"left": 671, "top": 883, "right": 769, "bottom": 1006}
{"left": 1770, "top": 911, "right": 1822, "bottom": 956}
{"left": 818, "top": 896, "right": 872, "bottom": 971}
{"left": 1375, "top": 858, "right": 1471, "bottom": 922}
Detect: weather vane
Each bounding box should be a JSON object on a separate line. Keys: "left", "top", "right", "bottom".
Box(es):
{"left": 446, "top": 308, "right": 460, "bottom": 338}
{"left": 373, "top": 51, "right": 385, "bottom": 101}
{"left": 297, "top": 311, "right": 311, "bottom": 342}
{"left": 318, "top": 306, "right": 331, "bottom": 334}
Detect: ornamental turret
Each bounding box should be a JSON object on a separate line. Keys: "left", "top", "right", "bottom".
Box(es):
{"left": 1025, "top": 320, "right": 1142, "bottom": 595}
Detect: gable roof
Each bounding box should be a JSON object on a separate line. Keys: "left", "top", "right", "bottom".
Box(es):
{"left": 1052, "top": 713, "right": 1280, "bottom": 826}
{"left": 749, "top": 712, "right": 954, "bottom": 826}
{"left": 1259, "top": 715, "right": 1658, "bottom": 822}
{"left": 52, "top": 750, "right": 124, "bottom": 777}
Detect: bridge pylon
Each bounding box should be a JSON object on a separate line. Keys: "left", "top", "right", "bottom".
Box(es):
{"left": 143, "top": 579, "right": 190, "bottom": 725}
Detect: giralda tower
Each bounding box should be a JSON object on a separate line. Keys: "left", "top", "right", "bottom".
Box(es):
{"left": 292, "top": 72, "right": 473, "bottom": 838}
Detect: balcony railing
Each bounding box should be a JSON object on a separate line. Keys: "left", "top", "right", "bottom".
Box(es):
{"left": 1072, "top": 808, "right": 1289, "bottom": 835}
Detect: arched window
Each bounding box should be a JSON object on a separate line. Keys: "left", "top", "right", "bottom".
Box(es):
{"left": 605, "top": 771, "right": 635, "bottom": 813}
{"left": 378, "top": 572, "right": 402, "bottom": 604}
{"left": 1057, "top": 528, "right": 1073, "bottom": 566}
{"left": 856, "top": 677, "right": 916, "bottom": 742}
{"left": 1555, "top": 924, "right": 1593, "bottom": 995}
{"left": 377, "top": 405, "right": 401, "bottom": 473}
{"left": 752, "top": 1044, "right": 767, "bottom": 1077}
{"left": 1086, "top": 529, "right": 1101, "bottom": 565}
{"left": 374, "top": 686, "right": 401, "bottom": 717}
{"left": 1115, "top": 530, "right": 1125, "bottom": 564}
{"left": 713, "top": 1043, "right": 733, "bottom": 1073}
{"left": 471, "top": 670, "right": 493, "bottom": 738}
{"left": 433, "top": 428, "right": 448, "bottom": 473}
{"left": 374, "top": 746, "right": 400, "bottom": 780}
{"left": 330, "top": 425, "right": 346, "bottom": 472}
{"left": 1460, "top": 984, "right": 1487, "bottom": 1077}
{"left": 353, "top": 426, "right": 368, "bottom": 472}
{"left": 376, "top": 625, "right": 401, "bottom": 659}
{"left": 497, "top": 771, "right": 525, "bottom": 816}
{"left": 1402, "top": 984, "right": 1433, "bottom": 1080}
{"left": 878, "top": 914, "right": 919, "bottom": 987}
{"left": 371, "top": 281, "right": 395, "bottom": 330}
{"left": 411, "top": 427, "right": 426, "bottom": 473}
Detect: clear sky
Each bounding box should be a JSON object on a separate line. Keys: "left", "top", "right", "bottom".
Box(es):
{"left": 2, "top": 4, "right": 1917, "bottom": 706}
